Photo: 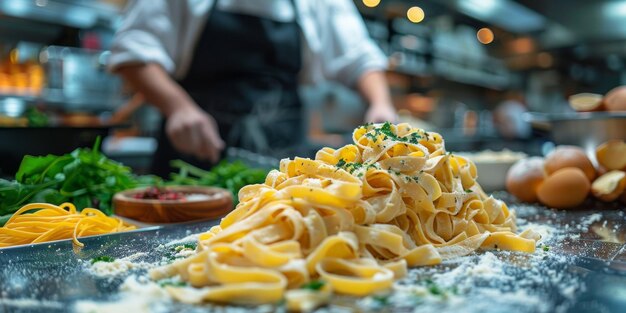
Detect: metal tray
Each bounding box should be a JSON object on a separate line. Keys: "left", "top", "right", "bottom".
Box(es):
{"left": 0, "top": 196, "right": 625, "bottom": 313}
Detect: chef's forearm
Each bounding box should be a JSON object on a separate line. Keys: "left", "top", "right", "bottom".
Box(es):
{"left": 116, "top": 63, "right": 196, "bottom": 117}
{"left": 357, "top": 70, "right": 392, "bottom": 107}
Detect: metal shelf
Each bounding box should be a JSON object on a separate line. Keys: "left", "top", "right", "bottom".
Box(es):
{"left": 0, "top": 0, "right": 122, "bottom": 30}
{"left": 0, "top": 89, "right": 125, "bottom": 112}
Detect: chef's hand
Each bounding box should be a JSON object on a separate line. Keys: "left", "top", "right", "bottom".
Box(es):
{"left": 365, "top": 102, "right": 398, "bottom": 123}
{"left": 166, "top": 104, "right": 225, "bottom": 162}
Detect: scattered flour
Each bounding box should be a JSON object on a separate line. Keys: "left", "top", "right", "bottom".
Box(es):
{"left": 0, "top": 298, "right": 64, "bottom": 310}
{"left": 74, "top": 276, "right": 170, "bottom": 313}
{"left": 581, "top": 213, "right": 603, "bottom": 226}
{"left": 77, "top": 213, "right": 586, "bottom": 313}
{"left": 455, "top": 252, "right": 504, "bottom": 279}
{"left": 358, "top": 249, "right": 582, "bottom": 313}
{"left": 577, "top": 213, "right": 604, "bottom": 233}
{"left": 430, "top": 252, "right": 512, "bottom": 293}
{"left": 173, "top": 247, "right": 196, "bottom": 259}
{"left": 164, "top": 234, "right": 199, "bottom": 246}
{"left": 87, "top": 252, "right": 154, "bottom": 277}
{"left": 521, "top": 222, "right": 560, "bottom": 243}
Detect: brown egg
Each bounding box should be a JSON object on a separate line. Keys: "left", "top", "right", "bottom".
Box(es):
{"left": 591, "top": 170, "right": 626, "bottom": 202}
{"left": 506, "top": 157, "right": 545, "bottom": 202}
{"left": 596, "top": 165, "right": 609, "bottom": 177}
{"left": 596, "top": 140, "right": 626, "bottom": 171}
{"left": 603, "top": 86, "right": 626, "bottom": 112}
{"left": 569, "top": 93, "right": 604, "bottom": 112}
{"left": 544, "top": 145, "right": 596, "bottom": 181}
{"left": 537, "top": 167, "right": 590, "bottom": 209}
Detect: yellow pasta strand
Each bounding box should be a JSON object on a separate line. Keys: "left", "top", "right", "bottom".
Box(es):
{"left": 0, "top": 203, "right": 136, "bottom": 248}
{"left": 150, "top": 123, "right": 538, "bottom": 309}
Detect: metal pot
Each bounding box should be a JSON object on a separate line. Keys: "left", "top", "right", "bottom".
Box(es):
{"left": 524, "top": 112, "right": 626, "bottom": 163}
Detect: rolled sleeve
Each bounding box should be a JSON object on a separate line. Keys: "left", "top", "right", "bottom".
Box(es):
{"left": 107, "top": 0, "right": 177, "bottom": 74}
{"left": 319, "top": 0, "right": 388, "bottom": 87}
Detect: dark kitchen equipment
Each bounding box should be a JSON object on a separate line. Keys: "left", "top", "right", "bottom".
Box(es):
{"left": 0, "top": 126, "right": 112, "bottom": 176}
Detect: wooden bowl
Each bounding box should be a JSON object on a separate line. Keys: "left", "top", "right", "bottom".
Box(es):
{"left": 113, "top": 186, "right": 233, "bottom": 223}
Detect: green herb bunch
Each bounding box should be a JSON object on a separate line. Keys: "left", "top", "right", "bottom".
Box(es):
{"left": 169, "top": 160, "right": 269, "bottom": 204}
{"left": 0, "top": 138, "right": 158, "bottom": 225}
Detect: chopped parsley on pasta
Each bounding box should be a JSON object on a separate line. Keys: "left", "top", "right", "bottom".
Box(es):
{"left": 149, "top": 123, "right": 539, "bottom": 310}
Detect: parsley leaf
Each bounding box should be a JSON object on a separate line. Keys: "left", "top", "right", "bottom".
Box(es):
{"left": 365, "top": 122, "right": 422, "bottom": 145}
{"left": 301, "top": 280, "right": 325, "bottom": 291}
{"left": 91, "top": 256, "right": 115, "bottom": 264}
{"left": 372, "top": 295, "right": 389, "bottom": 305}
{"left": 158, "top": 279, "right": 188, "bottom": 287}
{"left": 336, "top": 159, "right": 346, "bottom": 167}
{"left": 174, "top": 243, "right": 196, "bottom": 252}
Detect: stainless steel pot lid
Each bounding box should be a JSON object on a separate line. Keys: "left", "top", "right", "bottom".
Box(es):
{"left": 524, "top": 111, "right": 626, "bottom": 123}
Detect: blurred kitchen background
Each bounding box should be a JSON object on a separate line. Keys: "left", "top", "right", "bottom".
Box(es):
{"left": 1, "top": 0, "right": 625, "bottom": 175}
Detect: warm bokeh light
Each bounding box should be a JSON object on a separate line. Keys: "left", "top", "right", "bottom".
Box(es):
{"left": 9, "top": 49, "right": 18, "bottom": 64}
{"left": 477, "top": 28, "right": 494, "bottom": 44}
{"left": 537, "top": 52, "right": 554, "bottom": 68}
{"left": 508, "top": 37, "right": 535, "bottom": 54}
{"left": 363, "top": 0, "right": 381, "bottom": 8}
{"left": 405, "top": 93, "right": 435, "bottom": 113}
{"left": 407, "top": 6, "right": 425, "bottom": 23}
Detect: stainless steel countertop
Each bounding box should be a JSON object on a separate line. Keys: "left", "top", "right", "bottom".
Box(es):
{"left": 0, "top": 193, "right": 624, "bottom": 313}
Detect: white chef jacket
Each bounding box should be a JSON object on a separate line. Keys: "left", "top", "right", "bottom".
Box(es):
{"left": 108, "top": 0, "right": 388, "bottom": 87}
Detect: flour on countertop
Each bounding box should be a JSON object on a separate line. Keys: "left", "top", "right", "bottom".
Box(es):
{"left": 163, "top": 233, "right": 199, "bottom": 246}
{"left": 87, "top": 252, "right": 154, "bottom": 277}
{"left": 356, "top": 249, "right": 582, "bottom": 313}
{"left": 576, "top": 213, "right": 604, "bottom": 234}
{"left": 74, "top": 206, "right": 588, "bottom": 313}
{"left": 74, "top": 276, "right": 170, "bottom": 313}
{"left": 0, "top": 298, "right": 64, "bottom": 310}
{"left": 173, "top": 247, "right": 196, "bottom": 258}
{"left": 74, "top": 275, "right": 279, "bottom": 313}
{"left": 520, "top": 222, "right": 560, "bottom": 243}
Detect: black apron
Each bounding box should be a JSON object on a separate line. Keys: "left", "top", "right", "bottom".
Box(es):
{"left": 152, "top": 0, "right": 303, "bottom": 177}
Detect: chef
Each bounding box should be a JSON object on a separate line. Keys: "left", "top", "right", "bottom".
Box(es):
{"left": 109, "top": 0, "right": 397, "bottom": 177}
